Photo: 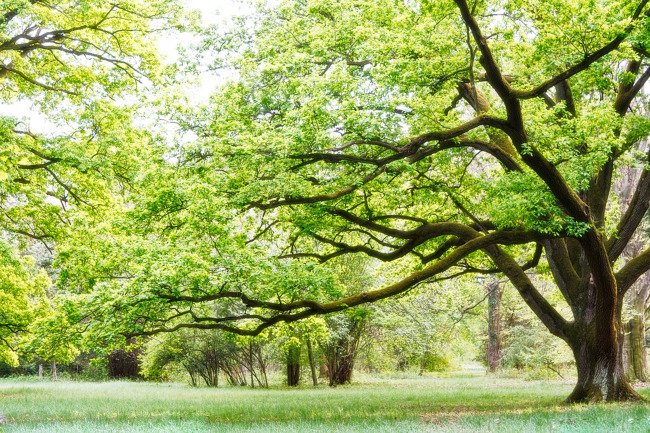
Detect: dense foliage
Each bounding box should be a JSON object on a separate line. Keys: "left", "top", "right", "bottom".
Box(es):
{"left": 3, "top": 0, "right": 650, "bottom": 403}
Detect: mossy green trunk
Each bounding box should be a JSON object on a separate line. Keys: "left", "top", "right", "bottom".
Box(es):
{"left": 566, "top": 310, "right": 641, "bottom": 402}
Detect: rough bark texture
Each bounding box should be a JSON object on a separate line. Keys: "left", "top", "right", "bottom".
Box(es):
{"left": 567, "top": 327, "right": 641, "bottom": 403}
{"left": 564, "top": 275, "right": 642, "bottom": 403}
{"left": 487, "top": 280, "right": 503, "bottom": 373}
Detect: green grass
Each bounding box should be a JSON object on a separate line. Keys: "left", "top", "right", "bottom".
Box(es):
{"left": 0, "top": 374, "right": 649, "bottom": 432}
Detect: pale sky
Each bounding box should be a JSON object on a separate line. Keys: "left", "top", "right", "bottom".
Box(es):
{"left": 186, "top": 0, "right": 251, "bottom": 24}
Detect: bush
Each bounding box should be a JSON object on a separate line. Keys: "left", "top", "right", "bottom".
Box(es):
{"left": 421, "top": 352, "right": 456, "bottom": 373}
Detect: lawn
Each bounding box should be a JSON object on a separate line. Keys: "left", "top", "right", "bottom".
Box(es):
{"left": 0, "top": 373, "right": 649, "bottom": 432}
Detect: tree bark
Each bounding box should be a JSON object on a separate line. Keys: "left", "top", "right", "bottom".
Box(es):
{"left": 625, "top": 316, "right": 648, "bottom": 382}
{"left": 565, "top": 299, "right": 642, "bottom": 402}
{"left": 567, "top": 337, "right": 640, "bottom": 402}
{"left": 327, "top": 351, "right": 355, "bottom": 386}
{"left": 286, "top": 345, "right": 300, "bottom": 387}
{"left": 624, "top": 281, "right": 649, "bottom": 382}
{"left": 486, "top": 280, "right": 503, "bottom": 373}
{"left": 306, "top": 336, "right": 318, "bottom": 386}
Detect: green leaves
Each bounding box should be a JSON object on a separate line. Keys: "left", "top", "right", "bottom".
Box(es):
{"left": 20, "top": 0, "right": 649, "bottom": 366}
{"left": 0, "top": 241, "right": 51, "bottom": 366}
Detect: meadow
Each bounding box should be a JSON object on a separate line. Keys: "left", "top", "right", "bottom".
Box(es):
{"left": 0, "top": 373, "right": 649, "bottom": 432}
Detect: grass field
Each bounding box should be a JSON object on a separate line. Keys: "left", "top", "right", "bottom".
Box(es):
{"left": 0, "top": 373, "right": 649, "bottom": 432}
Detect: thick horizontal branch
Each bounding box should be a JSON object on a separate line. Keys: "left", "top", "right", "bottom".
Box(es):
{"left": 290, "top": 115, "right": 516, "bottom": 171}
{"left": 327, "top": 208, "right": 419, "bottom": 239}
{"left": 398, "top": 114, "right": 515, "bottom": 154}
{"left": 129, "top": 228, "right": 548, "bottom": 337}
{"left": 290, "top": 153, "right": 382, "bottom": 169}
{"left": 408, "top": 138, "right": 523, "bottom": 172}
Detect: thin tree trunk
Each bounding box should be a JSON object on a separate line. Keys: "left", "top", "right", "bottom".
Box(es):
{"left": 306, "top": 336, "right": 318, "bottom": 386}
{"left": 38, "top": 364, "right": 43, "bottom": 380}
{"left": 249, "top": 341, "right": 255, "bottom": 389}
{"left": 626, "top": 314, "right": 648, "bottom": 382}
{"left": 487, "top": 280, "right": 503, "bottom": 373}
{"left": 253, "top": 345, "right": 268, "bottom": 388}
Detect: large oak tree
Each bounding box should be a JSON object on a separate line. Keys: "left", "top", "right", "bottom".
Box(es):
{"left": 67, "top": 0, "right": 650, "bottom": 403}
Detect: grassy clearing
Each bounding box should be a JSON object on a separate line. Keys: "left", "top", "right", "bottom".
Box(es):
{"left": 0, "top": 374, "right": 648, "bottom": 432}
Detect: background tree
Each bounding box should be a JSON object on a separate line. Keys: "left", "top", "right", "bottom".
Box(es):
{"left": 23, "top": 302, "right": 80, "bottom": 380}
{"left": 364, "top": 278, "right": 482, "bottom": 374}
{"left": 485, "top": 279, "right": 504, "bottom": 373}
{"left": 0, "top": 241, "right": 49, "bottom": 366}
{"left": 614, "top": 158, "right": 650, "bottom": 382}
{"left": 0, "top": 0, "right": 184, "bottom": 245}
{"left": 142, "top": 328, "right": 269, "bottom": 388}
{"left": 320, "top": 309, "right": 369, "bottom": 386}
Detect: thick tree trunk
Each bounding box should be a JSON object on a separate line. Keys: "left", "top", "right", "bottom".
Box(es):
{"left": 287, "top": 362, "right": 300, "bottom": 386}
{"left": 486, "top": 280, "right": 503, "bottom": 373}
{"left": 558, "top": 231, "right": 643, "bottom": 402}
{"left": 566, "top": 319, "right": 642, "bottom": 403}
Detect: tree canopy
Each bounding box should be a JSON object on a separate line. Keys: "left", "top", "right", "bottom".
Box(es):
{"left": 0, "top": 0, "right": 183, "bottom": 241}
{"left": 0, "top": 0, "right": 185, "bottom": 367}
{"left": 6, "top": 0, "right": 650, "bottom": 403}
